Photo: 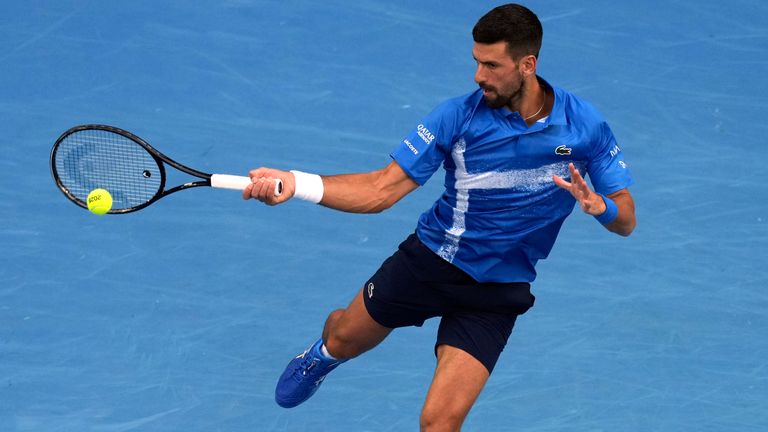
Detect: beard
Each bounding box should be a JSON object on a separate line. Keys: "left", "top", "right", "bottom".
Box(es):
{"left": 481, "top": 87, "right": 514, "bottom": 109}
{"left": 480, "top": 73, "right": 525, "bottom": 110}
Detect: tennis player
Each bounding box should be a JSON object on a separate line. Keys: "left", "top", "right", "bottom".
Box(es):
{"left": 244, "top": 3, "right": 636, "bottom": 430}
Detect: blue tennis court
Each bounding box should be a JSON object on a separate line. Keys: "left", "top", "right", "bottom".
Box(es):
{"left": 2, "top": 1, "right": 766, "bottom": 430}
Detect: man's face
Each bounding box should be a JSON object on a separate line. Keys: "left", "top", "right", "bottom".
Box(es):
{"left": 473, "top": 42, "right": 525, "bottom": 109}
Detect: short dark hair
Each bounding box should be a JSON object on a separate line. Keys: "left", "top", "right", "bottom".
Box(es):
{"left": 472, "top": 4, "right": 543, "bottom": 59}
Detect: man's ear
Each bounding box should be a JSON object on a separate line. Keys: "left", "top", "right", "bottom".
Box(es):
{"left": 519, "top": 54, "right": 538, "bottom": 78}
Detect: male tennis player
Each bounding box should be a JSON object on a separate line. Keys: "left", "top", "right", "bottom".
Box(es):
{"left": 244, "top": 3, "right": 635, "bottom": 430}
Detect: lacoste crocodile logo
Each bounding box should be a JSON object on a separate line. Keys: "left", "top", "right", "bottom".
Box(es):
{"left": 555, "top": 145, "right": 572, "bottom": 155}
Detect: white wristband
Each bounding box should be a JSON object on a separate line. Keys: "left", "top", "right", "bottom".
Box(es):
{"left": 290, "top": 170, "right": 324, "bottom": 204}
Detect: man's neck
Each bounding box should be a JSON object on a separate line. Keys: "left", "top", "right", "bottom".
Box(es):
{"left": 514, "top": 77, "right": 547, "bottom": 124}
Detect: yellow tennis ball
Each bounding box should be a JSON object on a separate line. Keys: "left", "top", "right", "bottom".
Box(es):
{"left": 87, "top": 189, "right": 113, "bottom": 215}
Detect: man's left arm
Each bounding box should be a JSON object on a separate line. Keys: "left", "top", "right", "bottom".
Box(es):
{"left": 553, "top": 162, "right": 636, "bottom": 237}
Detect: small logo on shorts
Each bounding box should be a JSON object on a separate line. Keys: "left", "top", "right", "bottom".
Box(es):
{"left": 367, "top": 282, "right": 375, "bottom": 299}
{"left": 555, "top": 145, "right": 572, "bottom": 155}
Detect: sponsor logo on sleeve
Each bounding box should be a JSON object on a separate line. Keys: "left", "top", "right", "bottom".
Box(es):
{"left": 404, "top": 139, "right": 419, "bottom": 155}
{"left": 417, "top": 124, "right": 435, "bottom": 145}
{"left": 610, "top": 144, "right": 621, "bottom": 158}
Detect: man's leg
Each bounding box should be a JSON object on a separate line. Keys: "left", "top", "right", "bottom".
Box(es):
{"left": 418, "top": 281, "right": 532, "bottom": 430}
{"left": 322, "top": 287, "right": 393, "bottom": 359}
{"left": 275, "top": 287, "right": 392, "bottom": 408}
{"left": 420, "top": 345, "right": 490, "bottom": 432}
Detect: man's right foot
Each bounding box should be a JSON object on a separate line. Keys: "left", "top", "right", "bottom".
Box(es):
{"left": 275, "top": 338, "right": 345, "bottom": 408}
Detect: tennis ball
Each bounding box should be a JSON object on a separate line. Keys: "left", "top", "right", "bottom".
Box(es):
{"left": 87, "top": 188, "right": 113, "bottom": 215}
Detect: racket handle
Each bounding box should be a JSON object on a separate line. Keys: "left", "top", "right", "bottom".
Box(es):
{"left": 210, "top": 174, "right": 283, "bottom": 196}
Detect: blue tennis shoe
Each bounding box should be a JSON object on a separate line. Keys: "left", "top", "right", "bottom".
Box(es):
{"left": 275, "top": 338, "right": 345, "bottom": 408}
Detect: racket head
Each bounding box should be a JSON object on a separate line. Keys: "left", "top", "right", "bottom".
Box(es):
{"left": 50, "top": 125, "right": 167, "bottom": 214}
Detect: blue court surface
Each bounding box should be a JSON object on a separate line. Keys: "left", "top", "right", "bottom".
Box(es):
{"left": 2, "top": 1, "right": 767, "bottom": 430}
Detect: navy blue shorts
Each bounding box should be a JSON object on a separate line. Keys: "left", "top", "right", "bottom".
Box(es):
{"left": 362, "top": 233, "right": 535, "bottom": 373}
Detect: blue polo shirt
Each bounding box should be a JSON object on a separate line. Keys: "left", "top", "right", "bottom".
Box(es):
{"left": 391, "top": 79, "right": 633, "bottom": 283}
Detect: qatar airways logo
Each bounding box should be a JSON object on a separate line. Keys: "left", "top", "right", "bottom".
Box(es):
{"left": 417, "top": 124, "right": 435, "bottom": 145}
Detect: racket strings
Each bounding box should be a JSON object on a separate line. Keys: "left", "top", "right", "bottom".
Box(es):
{"left": 54, "top": 129, "right": 162, "bottom": 209}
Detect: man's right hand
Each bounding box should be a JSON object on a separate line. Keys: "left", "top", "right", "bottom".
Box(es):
{"left": 242, "top": 167, "right": 294, "bottom": 206}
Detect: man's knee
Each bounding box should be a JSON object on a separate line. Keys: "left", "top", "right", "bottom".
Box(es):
{"left": 420, "top": 404, "right": 464, "bottom": 432}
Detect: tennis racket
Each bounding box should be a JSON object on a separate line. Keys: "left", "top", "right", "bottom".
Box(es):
{"left": 50, "top": 124, "right": 282, "bottom": 214}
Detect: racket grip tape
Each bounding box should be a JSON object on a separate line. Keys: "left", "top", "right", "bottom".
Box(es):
{"left": 210, "top": 174, "right": 283, "bottom": 196}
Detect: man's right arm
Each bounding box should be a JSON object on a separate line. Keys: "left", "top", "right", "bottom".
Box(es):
{"left": 243, "top": 161, "right": 418, "bottom": 214}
